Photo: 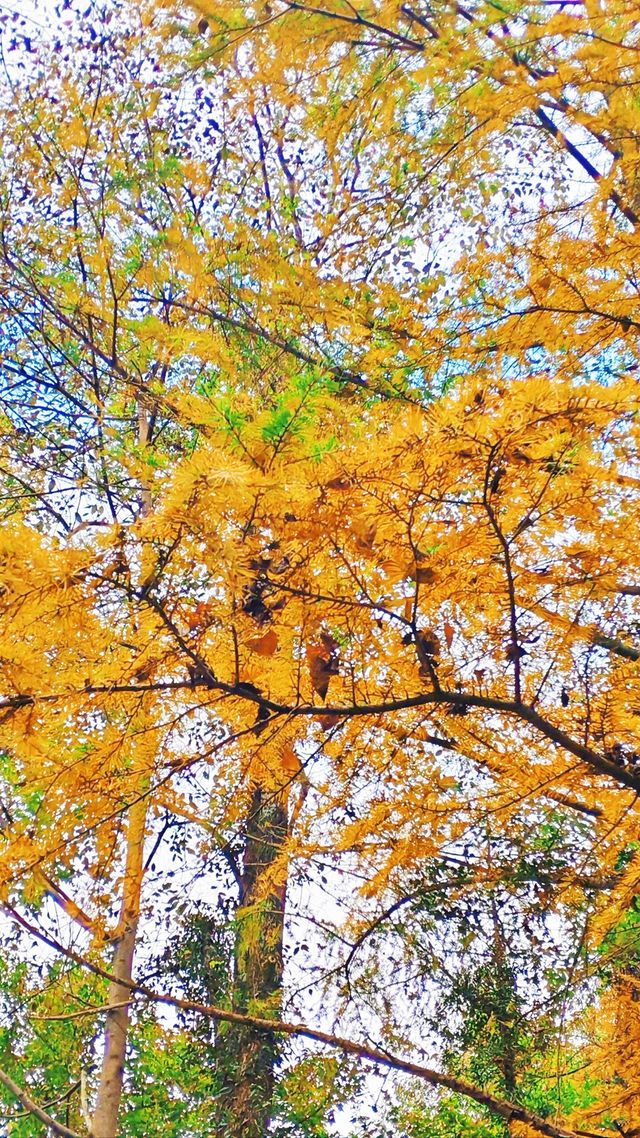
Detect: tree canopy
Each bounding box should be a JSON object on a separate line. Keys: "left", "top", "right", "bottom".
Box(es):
{"left": 0, "top": 1, "right": 639, "bottom": 1136}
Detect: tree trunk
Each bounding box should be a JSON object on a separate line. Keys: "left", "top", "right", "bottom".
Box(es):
{"left": 91, "top": 793, "right": 148, "bottom": 1138}
{"left": 219, "top": 785, "right": 289, "bottom": 1138}
{"left": 490, "top": 898, "right": 519, "bottom": 1136}
{"left": 91, "top": 407, "right": 154, "bottom": 1138}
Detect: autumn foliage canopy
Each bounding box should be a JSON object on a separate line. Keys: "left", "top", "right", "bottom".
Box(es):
{"left": 0, "top": 1, "right": 640, "bottom": 1136}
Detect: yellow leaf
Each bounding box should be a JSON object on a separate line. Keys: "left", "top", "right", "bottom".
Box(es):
{"left": 281, "top": 745, "right": 301, "bottom": 776}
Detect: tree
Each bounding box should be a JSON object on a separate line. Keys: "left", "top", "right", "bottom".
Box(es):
{"left": 0, "top": 1, "right": 639, "bottom": 1137}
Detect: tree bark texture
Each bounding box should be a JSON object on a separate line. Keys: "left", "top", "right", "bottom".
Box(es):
{"left": 219, "top": 785, "right": 289, "bottom": 1138}
{"left": 91, "top": 793, "right": 148, "bottom": 1138}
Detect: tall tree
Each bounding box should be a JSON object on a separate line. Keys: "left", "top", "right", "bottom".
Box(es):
{"left": 0, "top": 2, "right": 639, "bottom": 1137}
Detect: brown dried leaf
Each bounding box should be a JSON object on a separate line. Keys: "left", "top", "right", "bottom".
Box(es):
{"left": 246, "top": 629, "right": 278, "bottom": 656}
{"left": 307, "top": 641, "right": 340, "bottom": 699}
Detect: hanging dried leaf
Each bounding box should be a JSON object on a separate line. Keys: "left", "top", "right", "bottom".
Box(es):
{"left": 307, "top": 636, "right": 340, "bottom": 700}
{"left": 246, "top": 629, "right": 278, "bottom": 656}
{"left": 414, "top": 565, "right": 437, "bottom": 585}
{"left": 417, "top": 629, "right": 441, "bottom": 659}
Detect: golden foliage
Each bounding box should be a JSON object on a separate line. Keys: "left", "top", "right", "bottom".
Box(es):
{"left": 0, "top": 0, "right": 640, "bottom": 1132}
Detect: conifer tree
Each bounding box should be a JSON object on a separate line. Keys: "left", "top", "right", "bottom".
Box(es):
{"left": 0, "top": 2, "right": 639, "bottom": 1136}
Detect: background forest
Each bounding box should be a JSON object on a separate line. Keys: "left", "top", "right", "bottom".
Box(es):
{"left": 0, "top": 0, "right": 639, "bottom": 1135}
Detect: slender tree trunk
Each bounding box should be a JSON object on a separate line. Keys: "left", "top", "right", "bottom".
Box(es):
{"left": 91, "top": 793, "right": 148, "bottom": 1138}
{"left": 220, "top": 785, "right": 289, "bottom": 1138}
{"left": 91, "top": 403, "right": 154, "bottom": 1137}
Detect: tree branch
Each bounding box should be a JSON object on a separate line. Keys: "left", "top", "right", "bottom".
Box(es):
{"left": 3, "top": 906, "right": 579, "bottom": 1138}
{"left": 0, "top": 1065, "right": 84, "bottom": 1138}
{"left": 2, "top": 683, "right": 638, "bottom": 792}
